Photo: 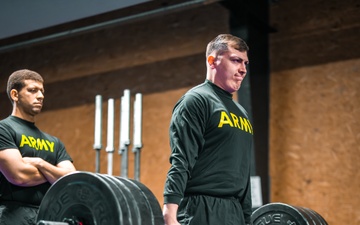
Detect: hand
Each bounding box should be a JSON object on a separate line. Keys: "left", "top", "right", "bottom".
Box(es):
{"left": 163, "top": 203, "right": 181, "bottom": 225}
{"left": 164, "top": 217, "right": 181, "bottom": 225}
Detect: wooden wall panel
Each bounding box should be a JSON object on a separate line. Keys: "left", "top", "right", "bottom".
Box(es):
{"left": 270, "top": 0, "right": 360, "bottom": 71}
{"left": 269, "top": 0, "right": 360, "bottom": 223}
{"left": 270, "top": 59, "right": 360, "bottom": 224}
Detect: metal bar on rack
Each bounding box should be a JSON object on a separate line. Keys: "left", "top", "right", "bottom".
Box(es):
{"left": 93, "top": 95, "right": 102, "bottom": 173}
{"left": 132, "top": 93, "right": 143, "bottom": 181}
{"left": 119, "top": 90, "right": 131, "bottom": 178}
{"left": 106, "top": 98, "right": 115, "bottom": 175}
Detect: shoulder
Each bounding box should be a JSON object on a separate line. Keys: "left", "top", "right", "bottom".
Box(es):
{"left": 0, "top": 116, "right": 33, "bottom": 130}
{"left": 187, "top": 81, "right": 213, "bottom": 96}
{"left": 0, "top": 116, "right": 12, "bottom": 125}
{"left": 176, "top": 82, "right": 213, "bottom": 110}
{"left": 0, "top": 117, "right": 15, "bottom": 131}
{"left": 185, "top": 81, "right": 215, "bottom": 102}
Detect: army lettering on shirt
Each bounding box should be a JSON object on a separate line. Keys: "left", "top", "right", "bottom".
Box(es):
{"left": 19, "top": 134, "right": 55, "bottom": 152}
{"left": 218, "top": 111, "right": 253, "bottom": 134}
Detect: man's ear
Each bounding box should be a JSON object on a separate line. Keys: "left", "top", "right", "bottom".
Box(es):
{"left": 10, "top": 89, "right": 18, "bottom": 102}
{"left": 207, "top": 56, "right": 215, "bottom": 67}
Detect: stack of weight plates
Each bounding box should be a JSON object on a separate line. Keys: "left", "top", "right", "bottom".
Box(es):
{"left": 251, "top": 202, "right": 328, "bottom": 225}
{"left": 36, "top": 171, "right": 164, "bottom": 225}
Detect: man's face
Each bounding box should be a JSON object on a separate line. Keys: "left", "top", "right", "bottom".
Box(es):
{"left": 16, "top": 79, "right": 44, "bottom": 116}
{"left": 213, "top": 46, "right": 249, "bottom": 94}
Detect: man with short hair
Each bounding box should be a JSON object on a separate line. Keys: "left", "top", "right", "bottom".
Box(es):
{"left": 0, "top": 69, "right": 76, "bottom": 225}
{"left": 163, "top": 34, "right": 253, "bottom": 225}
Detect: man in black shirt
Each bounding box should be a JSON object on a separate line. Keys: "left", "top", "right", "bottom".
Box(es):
{"left": 163, "top": 34, "right": 253, "bottom": 225}
{"left": 0, "top": 69, "right": 76, "bottom": 225}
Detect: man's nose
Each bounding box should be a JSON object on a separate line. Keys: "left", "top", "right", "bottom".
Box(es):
{"left": 37, "top": 91, "right": 44, "bottom": 99}
{"left": 239, "top": 63, "right": 247, "bottom": 74}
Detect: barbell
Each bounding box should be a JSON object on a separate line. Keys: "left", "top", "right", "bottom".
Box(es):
{"left": 36, "top": 172, "right": 328, "bottom": 225}
{"left": 36, "top": 171, "right": 164, "bottom": 225}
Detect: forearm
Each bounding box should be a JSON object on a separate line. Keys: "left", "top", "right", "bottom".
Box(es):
{"left": 39, "top": 162, "right": 75, "bottom": 184}
{"left": 0, "top": 149, "right": 47, "bottom": 186}
{"left": 12, "top": 163, "right": 48, "bottom": 186}
{"left": 23, "top": 157, "right": 76, "bottom": 184}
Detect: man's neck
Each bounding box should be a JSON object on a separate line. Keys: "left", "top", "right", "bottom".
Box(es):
{"left": 11, "top": 110, "right": 36, "bottom": 123}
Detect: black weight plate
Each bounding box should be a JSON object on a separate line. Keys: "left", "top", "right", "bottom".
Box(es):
{"left": 100, "top": 174, "right": 140, "bottom": 225}
{"left": 251, "top": 202, "right": 308, "bottom": 225}
{"left": 124, "top": 178, "right": 164, "bottom": 225}
{"left": 114, "top": 176, "right": 145, "bottom": 225}
{"left": 36, "top": 171, "right": 122, "bottom": 225}
{"left": 95, "top": 173, "right": 132, "bottom": 225}
{"left": 305, "top": 207, "right": 328, "bottom": 225}
{"left": 294, "top": 206, "right": 317, "bottom": 225}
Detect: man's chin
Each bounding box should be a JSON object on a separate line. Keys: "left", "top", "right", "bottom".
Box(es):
{"left": 233, "top": 84, "right": 241, "bottom": 92}
{"left": 32, "top": 109, "right": 42, "bottom": 115}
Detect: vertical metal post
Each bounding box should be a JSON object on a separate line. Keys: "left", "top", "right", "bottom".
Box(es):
{"left": 106, "top": 98, "right": 115, "bottom": 175}
{"left": 132, "top": 93, "right": 143, "bottom": 181}
{"left": 93, "top": 95, "right": 102, "bottom": 173}
{"left": 119, "top": 90, "right": 131, "bottom": 178}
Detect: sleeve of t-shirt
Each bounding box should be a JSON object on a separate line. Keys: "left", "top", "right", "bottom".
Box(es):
{"left": 0, "top": 124, "right": 18, "bottom": 151}
{"left": 163, "top": 93, "right": 207, "bottom": 204}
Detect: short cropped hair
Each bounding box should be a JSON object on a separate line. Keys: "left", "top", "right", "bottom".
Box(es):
{"left": 206, "top": 34, "right": 249, "bottom": 58}
{"left": 7, "top": 69, "right": 44, "bottom": 103}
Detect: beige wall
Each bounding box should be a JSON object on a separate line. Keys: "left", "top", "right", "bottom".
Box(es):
{"left": 269, "top": 0, "right": 360, "bottom": 224}
{"left": 270, "top": 59, "right": 360, "bottom": 224}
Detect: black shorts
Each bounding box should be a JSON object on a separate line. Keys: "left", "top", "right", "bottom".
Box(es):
{"left": 0, "top": 201, "right": 39, "bottom": 225}
{"left": 177, "top": 195, "right": 246, "bottom": 225}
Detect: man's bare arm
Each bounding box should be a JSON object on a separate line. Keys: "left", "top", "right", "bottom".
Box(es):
{"left": 0, "top": 149, "right": 47, "bottom": 186}
{"left": 23, "top": 157, "right": 76, "bottom": 184}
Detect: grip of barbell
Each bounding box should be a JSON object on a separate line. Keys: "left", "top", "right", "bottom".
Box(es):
{"left": 37, "top": 221, "right": 70, "bottom": 225}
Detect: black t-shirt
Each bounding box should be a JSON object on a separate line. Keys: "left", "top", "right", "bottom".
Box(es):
{"left": 0, "top": 116, "right": 73, "bottom": 205}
